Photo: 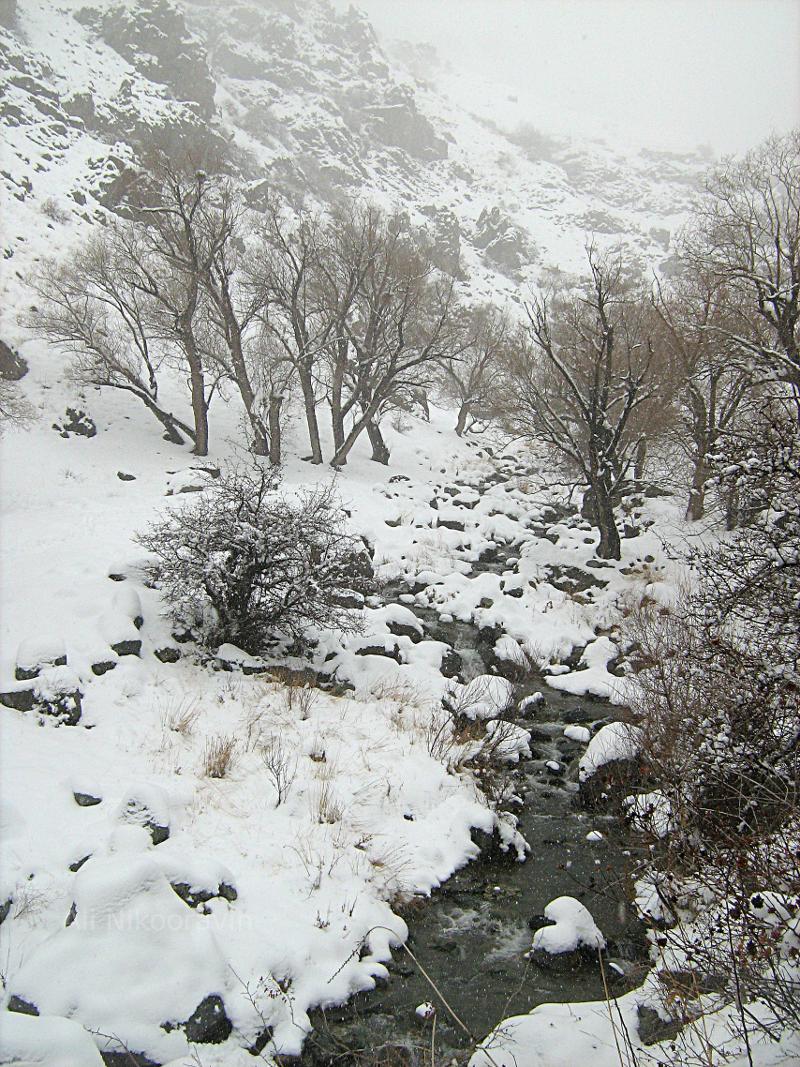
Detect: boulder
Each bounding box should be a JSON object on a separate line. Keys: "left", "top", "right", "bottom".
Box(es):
{"left": 528, "top": 896, "right": 606, "bottom": 971}
{"left": 15, "top": 637, "right": 67, "bottom": 681}
{"left": 0, "top": 339, "right": 28, "bottom": 380}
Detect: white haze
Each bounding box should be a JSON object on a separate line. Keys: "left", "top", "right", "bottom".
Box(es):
{"left": 336, "top": 0, "right": 800, "bottom": 156}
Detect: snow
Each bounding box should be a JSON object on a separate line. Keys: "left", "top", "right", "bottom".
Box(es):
{"left": 623, "top": 790, "right": 673, "bottom": 838}
{"left": 0, "top": 1010, "right": 105, "bottom": 1067}
{"left": 546, "top": 636, "right": 621, "bottom": 699}
{"left": 0, "top": 2, "right": 721, "bottom": 1058}
{"left": 578, "top": 721, "right": 642, "bottom": 783}
{"left": 563, "top": 724, "right": 590, "bottom": 743}
{"left": 14, "top": 637, "right": 66, "bottom": 675}
{"left": 529, "top": 896, "right": 606, "bottom": 956}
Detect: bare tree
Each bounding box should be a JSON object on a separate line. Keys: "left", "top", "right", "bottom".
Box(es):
{"left": 323, "top": 206, "right": 461, "bottom": 468}
{"left": 438, "top": 302, "right": 513, "bottom": 436}
{"left": 127, "top": 163, "right": 229, "bottom": 457}
{"left": 247, "top": 201, "right": 331, "bottom": 464}
{"left": 23, "top": 237, "right": 196, "bottom": 446}
{"left": 504, "top": 249, "right": 656, "bottom": 559}
{"left": 683, "top": 129, "right": 800, "bottom": 400}
{"left": 655, "top": 268, "right": 755, "bottom": 520}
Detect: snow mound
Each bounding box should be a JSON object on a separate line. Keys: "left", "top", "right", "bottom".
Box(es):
{"left": 446, "top": 674, "right": 514, "bottom": 720}
{"left": 530, "top": 895, "right": 606, "bottom": 955}
{"left": 579, "top": 721, "right": 642, "bottom": 783}
{"left": 0, "top": 1010, "right": 104, "bottom": 1067}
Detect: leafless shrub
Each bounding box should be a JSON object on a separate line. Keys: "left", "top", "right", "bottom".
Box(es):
{"left": 424, "top": 707, "right": 460, "bottom": 766}
{"left": 40, "top": 196, "right": 71, "bottom": 224}
{"left": 260, "top": 736, "right": 298, "bottom": 806}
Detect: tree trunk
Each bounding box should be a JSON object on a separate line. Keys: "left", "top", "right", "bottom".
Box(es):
{"left": 330, "top": 343, "right": 346, "bottom": 453}
{"left": 299, "top": 368, "right": 323, "bottom": 464}
{"left": 139, "top": 393, "right": 195, "bottom": 446}
{"left": 726, "top": 487, "right": 740, "bottom": 531}
{"left": 268, "top": 393, "right": 283, "bottom": 467}
{"left": 634, "top": 437, "right": 647, "bottom": 482}
{"left": 455, "top": 402, "right": 470, "bottom": 437}
{"left": 594, "top": 482, "right": 621, "bottom": 560}
{"left": 225, "top": 314, "right": 269, "bottom": 457}
{"left": 366, "top": 419, "right": 390, "bottom": 464}
{"left": 686, "top": 455, "right": 707, "bottom": 521}
{"left": 188, "top": 360, "right": 209, "bottom": 457}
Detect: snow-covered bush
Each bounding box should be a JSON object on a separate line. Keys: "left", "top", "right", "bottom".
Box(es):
{"left": 624, "top": 397, "right": 800, "bottom": 1042}
{"left": 137, "top": 464, "right": 373, "bottom": 654}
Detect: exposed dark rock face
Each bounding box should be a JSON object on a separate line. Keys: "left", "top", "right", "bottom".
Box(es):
{"left": 0, "top": 339, "right": 28, "bottom": 380}
{"left": 474, "top": 206, "right": 537, "bottom": 274}
{"left": 76, "top": 0, "right": 216, "bottom": 119}
{"left": 163, "top": 993, "right": 233, "bottom": 1043}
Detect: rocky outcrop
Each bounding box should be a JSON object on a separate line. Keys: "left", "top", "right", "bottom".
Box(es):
{"left": 76, "top": 0, "right": 216, "bottom": 119}
{"left": 473, "top": 206, "right": 537, "bottom": 275}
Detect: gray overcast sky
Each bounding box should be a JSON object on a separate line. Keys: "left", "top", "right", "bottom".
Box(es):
{"left": 334, "top": 0, "right": 800, "bottom": 155}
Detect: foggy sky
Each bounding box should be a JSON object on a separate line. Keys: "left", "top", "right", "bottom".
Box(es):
{"left": 335, "top": 0, "right": 800, "bottom": 156}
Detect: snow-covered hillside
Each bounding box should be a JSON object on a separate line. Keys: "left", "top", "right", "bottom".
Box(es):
{"left": 1, "top": 0, "right": 707, "bottom": 313}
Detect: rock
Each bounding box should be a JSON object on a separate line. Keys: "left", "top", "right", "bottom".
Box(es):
{"left": 331, "top": 590, "right": 365, "bottom": 609}
{"left": 7, "top": 994, "right": 39, "bottom": 1015}
{"left": 528, "top": 896, "right": 606, "bottom": 971}
{"left": 91, "top": 659, "right": 117, "bottom": 676}
{"left": 116, "top": 471, "right": 136, "bottom": 481}
{"left": 68, "top": 855, "right": 91, "bottom": 873}
{"left": 437, "top": 517, "right": 465, "bottom": 532}
{"left": 0, "top": 687, "right": 36, "bottom": 712}
{"left": 73, "top": 791, "right": 102, "bottom": 807}
{"left": 154, "top": 645, "right": 181, "bottom": 663}
{"left": 15, "top": 637, "right": 67, "bottom": 681}
{"left": 170, "top": 880, "right": 237, "bottom": 910}
{"left": 119, "top": 788, "right": 170, "bottom": 845}
{"left": 100, "top": 610, "right": 141, "bottom": 657}
{"left": 387, "top": 620, "right": 422, "bottom": 643}
{"left": 215, "top": 643, "right": 268, "bottom": 675}
{"left": 0, "top": 897, "right": 11, "bottom": 925}
{"left": 0, "top": 339, "right": 28, "bottom": 380}
{"left": 579, "top": 721, "right": 643, "bottom": 808}
{"left": 354, "top": 642, "right": 402, "bottom": 663}
{"left": 110, "top": 638, "right": 142, "bottom": 657}
{"left": 2, "top": 667, "right": 82, "bottom": 725}
{"left": 52, "top": 406, "right": 96, "bottom": 438}
{"left": 473, "top": 206, "right": 536, "bottom": 274}
{"left": 170, "top": 993, "right": 233, "bottom": 1044}
{"left": 637, "top": 1005, "right": 682, "bottom": 1046}
{"left": 439, "top": 647, "right": 462, "bottom": 679}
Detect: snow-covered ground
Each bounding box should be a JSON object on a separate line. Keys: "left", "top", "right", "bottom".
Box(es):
{"left": 0, "top": 336, "right": 689, "bottom": 1062}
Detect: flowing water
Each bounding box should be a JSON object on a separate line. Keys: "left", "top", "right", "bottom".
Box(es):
{"left": 302, "top": 536, "right": 648, "bottom": 1065}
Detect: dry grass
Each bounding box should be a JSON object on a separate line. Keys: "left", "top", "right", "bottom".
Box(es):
{"left": 310, "top": 763, "right": 343, "bottom": 824}
{"left": 201, "top": 733, "right": 238, "bottom": 778}
{"left": 159, "top": 694, "right": 201, "bottom": 736}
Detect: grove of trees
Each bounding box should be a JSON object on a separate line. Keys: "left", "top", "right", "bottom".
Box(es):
{"left": 22, "top": 131, "right": 800, "bottom": 563}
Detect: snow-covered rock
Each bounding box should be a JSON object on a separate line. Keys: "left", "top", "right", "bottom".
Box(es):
{"left": 529, "top": 895, "right": 606, "bottom": 969}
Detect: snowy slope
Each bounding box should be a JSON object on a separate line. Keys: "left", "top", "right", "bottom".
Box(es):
{"left": 0, "top": 0, "right": 708, "bottom": 319}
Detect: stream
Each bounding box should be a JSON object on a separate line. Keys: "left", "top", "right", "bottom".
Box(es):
{"left": 301, "top": 471, "right": 649, "bottom": 1065}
